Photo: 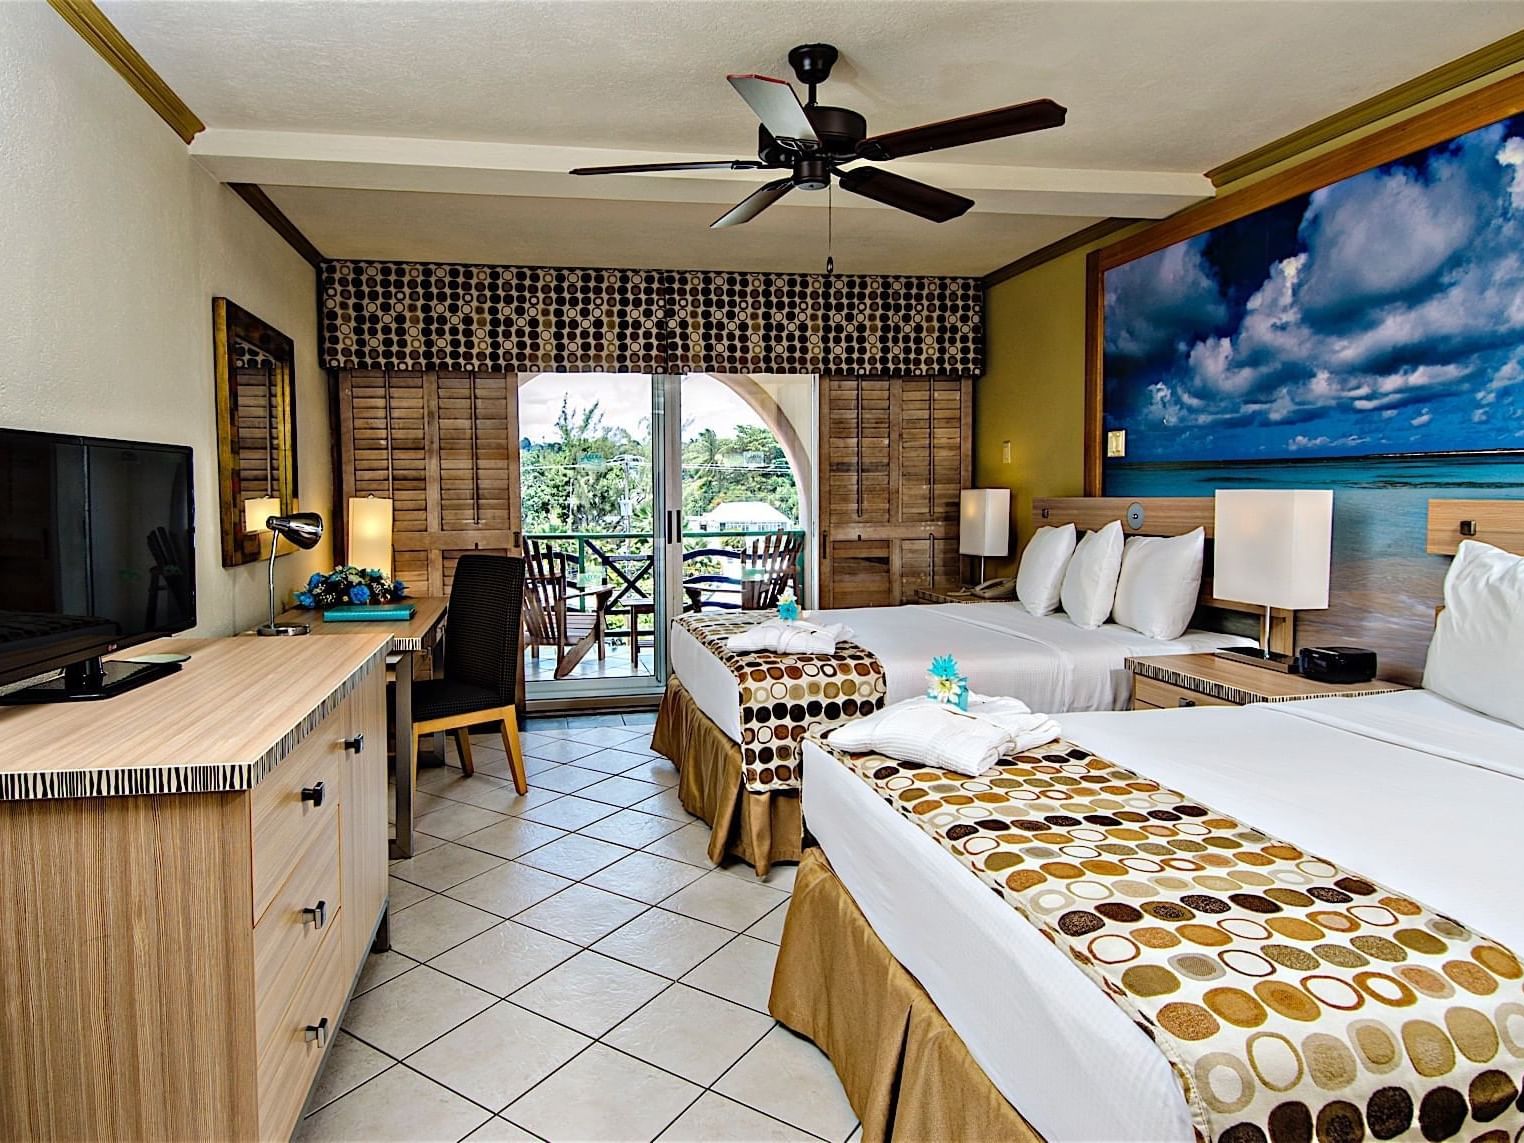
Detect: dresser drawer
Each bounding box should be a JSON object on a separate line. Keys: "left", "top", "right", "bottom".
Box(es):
{"left": 1132, "top": 675, "right": 1237, "bottom": 710}
{"left": 257, "top": 911, "right": 349, "bottom": 1143}
{"left": 253, "top": 815, "right": 342, "bottom": 1064}
{"left": 250, "top": 704, "right": 347, "bottom": 922}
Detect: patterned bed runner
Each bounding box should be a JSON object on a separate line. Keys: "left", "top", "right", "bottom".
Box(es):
{"left": 818, "top": 737, "right": 1524, "bottom": 1142}
{"left": 678, "top": 611, "right": 886, "bottom": 794}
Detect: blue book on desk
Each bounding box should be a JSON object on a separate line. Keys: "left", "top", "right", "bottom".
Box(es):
{"left": 322, "top": 603, "right": 416, "bottom": 622}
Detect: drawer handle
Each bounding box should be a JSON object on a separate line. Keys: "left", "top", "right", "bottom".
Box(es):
{"left": 305, "top": 1017, "right": 329, "bottom": 1048}
{"left": 1177, "top": 697, "right": 1197, "bottom": 708}
{"left": 300, "top": 781, "right": 326, "bottom": 808}
{"left": 302, "top": 900, "right": 328, "bottom": 929}
{"left": 344, "top": 733, "right": 365, "bottom": 754}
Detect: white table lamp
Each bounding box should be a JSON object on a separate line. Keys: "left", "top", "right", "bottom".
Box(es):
{"left": 1213, "top": 489, "right": 1332, "bottom": 669}
{"left": 347, "top": 496, "right": 394, "bottom": 576}
{"left": 960, "top": 488, "right": 1011, "bottom": 584}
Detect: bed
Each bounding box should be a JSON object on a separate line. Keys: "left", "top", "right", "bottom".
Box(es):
{"left": 652, "top": 497, "right": 1257, "bottom": 874}
{"left": 778, "top": 690, "right": 1524, "bottom": 1142}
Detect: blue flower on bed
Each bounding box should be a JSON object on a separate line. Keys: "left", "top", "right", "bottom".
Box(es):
{"left": 926, "top": 655, "right": 970, "bottom": 711}
{"left": 929, "top": 654, "right": 960, "bottom": 681}
{"left": 777, "top": 592, "right": 800, "bottom": 622}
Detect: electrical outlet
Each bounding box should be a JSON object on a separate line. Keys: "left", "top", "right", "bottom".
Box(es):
{"left": 1001, "top": 440, "right": 1012, "bottom": 464}
{"left": 1106, "top": 430, "right": 1127, "bottom": 458}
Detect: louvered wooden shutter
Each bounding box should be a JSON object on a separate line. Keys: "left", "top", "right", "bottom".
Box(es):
{"left": 337, "top": 370, "right": 521, "bottom": 599}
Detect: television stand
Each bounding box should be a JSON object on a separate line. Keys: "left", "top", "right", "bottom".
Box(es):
{"left": 0, "top": 656, "right": 182, "bottom": 704}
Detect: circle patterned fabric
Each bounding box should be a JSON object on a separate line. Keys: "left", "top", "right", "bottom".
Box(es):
{"left": 824, "top": 737, "right": 1524, "bottom": 1142}
{"left": 680, "top": 611, "right": 886, "bottom": 794}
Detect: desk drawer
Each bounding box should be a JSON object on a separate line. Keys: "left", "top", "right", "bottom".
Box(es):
{"left": 251, "top": 703, "right": 347, "bottom": 922}
{"left": 256, "top": 907, "right": 348, "bottom": 1142}
{"left": 1132, "top": 675, "right": 1236, "bottom": 710}
{"left": 253, "top": 816, "right": 341, "bottom": 1063}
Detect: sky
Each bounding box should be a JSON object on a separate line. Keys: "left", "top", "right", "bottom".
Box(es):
{"left": 1103, "top": 113, "right": 1524, "bottom": 464}
{"left": 518, "top": 372, "right": 765, "bottom": 445}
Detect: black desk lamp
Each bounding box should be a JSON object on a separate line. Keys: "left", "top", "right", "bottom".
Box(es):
{"left": 256, "top": 512, "right": 324, "bottom": 636}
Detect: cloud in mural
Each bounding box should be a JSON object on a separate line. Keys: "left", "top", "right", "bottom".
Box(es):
{"left": 1104, "top": 115, "right": 1524, "bottom": 461}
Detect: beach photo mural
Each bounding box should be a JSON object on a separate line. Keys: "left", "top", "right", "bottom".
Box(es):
{"left": 1102, "top": 111, "right": 1524, "bottom": 682}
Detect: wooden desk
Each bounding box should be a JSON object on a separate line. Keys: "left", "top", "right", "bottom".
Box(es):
{"left": 271, "top": 598, "right": 448, "bottom": 859}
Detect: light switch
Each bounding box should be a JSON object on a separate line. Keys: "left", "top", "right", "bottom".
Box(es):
{"left": 1001, "top": 440, "right": 1012, "bottom": 464}
{"left": 1106, "top": 430, "right": 1127, "bottom": 458}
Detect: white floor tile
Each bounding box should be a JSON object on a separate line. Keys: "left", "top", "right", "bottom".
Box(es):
{"left": 445, "top": 862, "right": 573, "bottom": 919}
{"left": 509, "top": 951, "right": 667, "bottom": 1037}
{"left": 718, "top": 859, "right": 798, "bottom": 893}
{"left": 341, "top": 966, "right": 496, "bottom": 1058}
{"left": 428, "top": 920, "right": 579, "bottom": 997}
{"left": 631, "top": 787, "right": 694, "bottom": 821}
{"left": 295, "top": 1064, "right": 490, "bottom": 1143}
{"left": 387, "top": 876, "right": 434, "bottom": 912}
{"left": 578, "top": 774, "right": 669, "bottom": 808}
{"left": 498, "top": 787, "right": 571, "bottom": 817}
{"left": 681, "top": 934, "right": 780, "bottom": 1014}
{"left": 516, "top": 834, "right": 632, "bottom": 880}
{"left": 456, "top": 816, "right": 567, "bottom": 860}
{"left": 520, "top": 737, "right": 602, "bottom": 764}
{"left": 390, "top": 842, "right": 506, "bottom": 892}
{"left": 406, "top": 1001, "right": 590, "bottom": 1113}
{"left": 604, "top": 984, "right": 773, "bottom": 1086}
{"left": 308, "top": 1031, "right": 393, "bottom": 1113}
{"left": 390, "top": 894, "right": 502, "bottom": 961}
{"left": 505, "top": 1043, "right": 701, "bottom": 1142}
{"left": 389, "top": 831, "right": 448, "bottom": 860}
{"left": 714, "top": 1026, "right": 857, "bottom": 1143}
{"left": 415, "top": 800, "right": 509, "bottom": 841}
{"left": 578, "top": 808, "right": 684, "bottom": 848}
{"left": 745, "top": 901, "right": 790, "bottom": 945}
{"left": 657, "top": 1091, "right": 816, "bottom": 1142}
{"left": 585, "top": 851, "right": 707, "bottom": 905}
{"left": 513, "top": 883, "right": 647, "bottom": 946}
{"left": 592, "top": 908, "right": 733, "bottom": 979}
{"left": 575, "top": 747, "right": 653, "bottom": 775}
{"left": 562, "top": 726, "right": 646, "bottom": 748}
{"left": 518, "top": 794, "right": 618, "bottom": 831}
{"left": 354, "top": 949, "right": 418, "bottom": 996}
{"left": 642, "top": 822, "right": 715, "bottom": 867}
{"left": 462, "top": 1117, "right": 543, "bottom": 1142}
{"left": 528, "top": 764, "right": 606, "bottom": 794}
{"left": 614, "top": 756, "right": 679, "bottom": 788}
{"left": 661, "top": 871, "right": 789, "bottom": 932}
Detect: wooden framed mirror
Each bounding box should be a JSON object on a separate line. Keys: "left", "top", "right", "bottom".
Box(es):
{"left": 213, "top": 298, "right": 299, "bottom": 566}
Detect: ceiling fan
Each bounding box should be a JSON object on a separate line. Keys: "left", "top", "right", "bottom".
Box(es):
{"left": 570, "top": 43, "right": 1066, "bottom": 229}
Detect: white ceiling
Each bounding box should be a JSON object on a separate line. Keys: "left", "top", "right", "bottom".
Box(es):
{"left": 100, "top": 0, "right": 1524, "bottom": 275}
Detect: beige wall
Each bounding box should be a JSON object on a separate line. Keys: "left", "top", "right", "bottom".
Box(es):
{"left": 0, "top": 3, "right": 330, "bottom": 636}
{"left": 973, "top": 60, "right": 1524, "bottom": 576}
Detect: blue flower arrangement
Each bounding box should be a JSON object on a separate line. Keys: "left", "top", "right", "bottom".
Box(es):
{"left": 777, "top": 590, "right": 800, "bottom": 622}
{"left": 295, "top": 566, "right": 408, "bottom": 610}
{"left": 926, "top": 654, "right": 970, "bottom": 711}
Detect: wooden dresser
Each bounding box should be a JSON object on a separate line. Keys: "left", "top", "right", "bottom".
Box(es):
{"left": 0, "top": 633, "right": 392, "bottom": 1142}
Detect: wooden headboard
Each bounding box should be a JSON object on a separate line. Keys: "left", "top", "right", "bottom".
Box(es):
{"left": 1426, "top": 499, "right": 1524, "bottom": 557}
{"left": 1031, "top": 496, "right": 1293, "bottom": 651}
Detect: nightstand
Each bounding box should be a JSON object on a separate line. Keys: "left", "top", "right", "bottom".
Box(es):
{"left": 1126, "top": 652, "right": 1408, "bottom": 710}
{"left": 914, "top": 587, "right": 980, "bottom": 604}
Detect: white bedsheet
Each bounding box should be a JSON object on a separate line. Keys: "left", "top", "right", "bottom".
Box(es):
{"left": 802, "top": 690, "right": 1524, "bottom": 1143}
{"left": 671, "top": 602, "right": 1253, "bottom": 742}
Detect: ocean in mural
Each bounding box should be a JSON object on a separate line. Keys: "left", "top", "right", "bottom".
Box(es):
{"left": 1102, "top": 110, "right": 1524, "bottom": 683}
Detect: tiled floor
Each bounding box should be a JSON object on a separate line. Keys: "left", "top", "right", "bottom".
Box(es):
{"left": 297, "top": 713, "right": 859, "bottom": 1143}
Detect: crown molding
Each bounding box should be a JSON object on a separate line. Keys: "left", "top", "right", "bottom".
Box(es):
{"left": 228, "top": 184, "right": 324, "bottom": 267}
{"left": 981, "top": 218, "right": 1139, "bottom": 289}
{"left": 1206, "top": 29, "right": 1524, "bottom": 187}
{"left": 49, "top": 0, "right": 205, "bottom": 143}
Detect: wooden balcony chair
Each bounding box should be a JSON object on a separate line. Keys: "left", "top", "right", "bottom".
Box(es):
{"left": 742, "top": 530, "right": 805, "bottom": 609}
{"left": 409, "top": 553, "right": 528, "bottom": 791}
{"left": 523, "top": 537, "right": 615, "bottom": 680}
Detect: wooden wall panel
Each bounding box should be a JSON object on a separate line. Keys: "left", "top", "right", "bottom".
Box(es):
{"left": 337, "top": 370, "right": 521, "bottom": 599}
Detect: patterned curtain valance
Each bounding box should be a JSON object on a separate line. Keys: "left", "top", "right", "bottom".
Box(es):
{"left": 320, "top": 261, "right": 983, "bottom": 377}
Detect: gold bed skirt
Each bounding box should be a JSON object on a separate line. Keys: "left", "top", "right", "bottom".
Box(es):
{"left": 650, "top": 677, "right": 802, "bottom": 876}
{"left": 770, "top": 848, "right": 1046, "bottom": 1143}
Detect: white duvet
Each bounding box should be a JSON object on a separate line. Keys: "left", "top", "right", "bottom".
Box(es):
{"left": 803, "top": 689, "right": 1524, "bottom": 1143}
{"left": 671, "top": 601, "right": 1253, "bottom": 742}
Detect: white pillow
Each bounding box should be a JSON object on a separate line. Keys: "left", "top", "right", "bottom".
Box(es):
{"left": 1060, "top": 520, "right": 1125, "bottom": 629}
{"left": 1112, "top": 528, "right": 1205, "bottom": 640}
{"left": 1016, "top": 523, "right": 1077, "bottom": 616}
{"left": 1423, "top": 539, "right": 1524, "bottom": 728}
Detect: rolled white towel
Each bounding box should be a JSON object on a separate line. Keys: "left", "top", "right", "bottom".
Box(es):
{"left": 725, "top": 617, "right": 854, "bottom": 655}
{"left": 827, "top": 694, "right": 1061, "bottom": 777}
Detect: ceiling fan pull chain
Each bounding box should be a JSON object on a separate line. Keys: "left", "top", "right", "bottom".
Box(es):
{"left": 825, "top": 181, "right": 835, "bottom": 276}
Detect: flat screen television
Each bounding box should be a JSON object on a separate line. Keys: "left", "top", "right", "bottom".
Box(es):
{"left": 0, "top": 428, "right": 196, "bottom": 702}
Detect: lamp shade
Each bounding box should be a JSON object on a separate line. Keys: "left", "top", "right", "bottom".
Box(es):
{"left": 268, "top": 512, "right": 324, "bottom": 551}
{"left": 243, "top": 496, "right": 280, "bottom": 533}
{"left": 347, "top": 496, "right": 394, "bottom": 576}
{"left": 959, "top": 488, "right": 1011, "bottom": 558}
{"left": 1213, "top": 490, "right": 1332, "bottom": 611}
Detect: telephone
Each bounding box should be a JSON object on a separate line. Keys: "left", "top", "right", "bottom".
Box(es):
{"left": 970, "top": 576, "right": 1019, "bottom": 600}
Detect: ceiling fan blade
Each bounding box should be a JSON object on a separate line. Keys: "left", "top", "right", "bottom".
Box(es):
{"left": 570, "top": 159, "right": 766, "bottom": 175}
{"left": 727, "top": 74, "right": 819, "bottom": 144}
{"left": 855, "top": 98, "right": 1067, "bottom": 161}
{"left": 711, "top": 178, "right": 795, "bottom": 229}
{"left": 836, "top": 167, "right": 973, "bottom": 223}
